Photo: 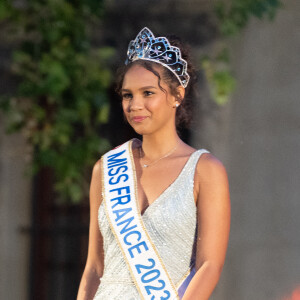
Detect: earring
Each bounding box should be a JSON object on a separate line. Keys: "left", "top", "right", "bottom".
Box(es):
{"left": 175, "top": 103, "right": 179, "bottom": 107}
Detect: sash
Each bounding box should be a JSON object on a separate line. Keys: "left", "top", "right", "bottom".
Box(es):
{"left": 102, "top": 140, "right": 194, "bottom": 299}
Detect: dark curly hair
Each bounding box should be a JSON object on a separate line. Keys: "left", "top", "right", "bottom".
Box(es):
{"left": 115, "top": 35, "right": 197, "bottom": 128}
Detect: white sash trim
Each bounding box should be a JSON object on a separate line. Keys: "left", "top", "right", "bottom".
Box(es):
{"left": 102, "top": 140, "right": 179, "bottom": 300}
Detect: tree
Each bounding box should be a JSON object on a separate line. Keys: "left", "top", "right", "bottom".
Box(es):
{"left": 0, "top": 0, "right": 114, "bottom": 203}
{"left": 0, "top": 0, "right": 283, "bottom": 203}
{"left": 202, "top": 0, "right": 283, "bottom": 105}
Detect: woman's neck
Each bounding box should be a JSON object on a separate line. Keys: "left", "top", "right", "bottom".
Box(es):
{"left": 141, "top": 130, "right": 181, "bottom": 161}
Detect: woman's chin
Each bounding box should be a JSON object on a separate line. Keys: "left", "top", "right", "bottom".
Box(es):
{"left": 131, "top": 125, "right": 152, "bottom": 136}
{"left": 132, "top": 128, "right": 148, "bottom": 135}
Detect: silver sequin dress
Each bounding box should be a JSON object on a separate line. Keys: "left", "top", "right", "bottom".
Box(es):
{"left": 93, "top": 149, "right": 209, "bottom": 300}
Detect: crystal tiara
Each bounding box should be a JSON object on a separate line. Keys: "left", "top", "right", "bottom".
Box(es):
{"left": 125, "top": 27, "right": 190, "bottom": 88}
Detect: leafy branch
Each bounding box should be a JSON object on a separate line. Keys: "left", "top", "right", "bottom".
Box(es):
{"left": 0, "top": 0, "right": 284, "bottom": 203}
{"left": 0, "top": 0, "right": 114, "bottom": 203}
{"left": 203, "top": 0, "right": 283, "bottom": 105}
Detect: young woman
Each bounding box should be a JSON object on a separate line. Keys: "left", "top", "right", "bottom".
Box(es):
{"left": 77, "top": 27, "right": 230, "bottom": 300}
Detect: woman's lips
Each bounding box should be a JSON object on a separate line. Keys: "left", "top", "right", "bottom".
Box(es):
{"left": 132, "top": 116, "right": 147, "bottom": 123}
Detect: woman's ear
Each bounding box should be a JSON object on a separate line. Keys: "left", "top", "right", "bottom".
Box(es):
{"left": 174, "top": 85, "right": 185, "bottom": 107}
{"left": 178, "top": 86, "right": 185, "bottom": 100}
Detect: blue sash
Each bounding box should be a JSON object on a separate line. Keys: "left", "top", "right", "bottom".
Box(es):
{"left": 102, "top": 140, "right": 194, "bottom": 299}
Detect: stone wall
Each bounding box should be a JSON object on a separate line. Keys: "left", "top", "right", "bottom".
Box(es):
{"left": 0, "top": 123, "right": 32, "bottom": 300}
{"left": 192, "top": 1, "right": 300, "bottom": 299}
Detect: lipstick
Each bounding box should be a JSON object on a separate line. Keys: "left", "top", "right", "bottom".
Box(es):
{"left": 132, "top": 116, "right": 147, "bottom": 123}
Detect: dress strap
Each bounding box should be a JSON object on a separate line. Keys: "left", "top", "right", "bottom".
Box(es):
{"left": 184, "top": 149, "right": 210, "bottom": 176}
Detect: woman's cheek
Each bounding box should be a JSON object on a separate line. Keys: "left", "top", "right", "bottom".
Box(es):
{"left": 145, "top": 98, "right": 160, "bottom": 112}
{"left": 121, "top": 103, "right": 130, "bottom": 123}
{"left": 122, "top": 102, "right": 129, "bottom": 115}
{"left": 121, "top": 101, "right": 127, "bottom": 112}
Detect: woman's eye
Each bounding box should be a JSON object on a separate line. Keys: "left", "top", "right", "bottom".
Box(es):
{"left": 144, "top": 91, "right": 154, "bottom": 96}
{"left": 122, "top": 93, "right": 132, "bottom": 99}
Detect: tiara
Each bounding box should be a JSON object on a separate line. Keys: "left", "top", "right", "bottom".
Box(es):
{"left": 125, "top": 27, "right": 190, "bottom": 88}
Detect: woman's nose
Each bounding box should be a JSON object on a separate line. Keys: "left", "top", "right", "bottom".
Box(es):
{"left": 129, "top": 96, "right": 143, "bottom": 111}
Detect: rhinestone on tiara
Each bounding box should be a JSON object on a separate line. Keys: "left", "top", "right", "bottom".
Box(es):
{"left": 125, "top": 27, "right": 190, "bottom": 88}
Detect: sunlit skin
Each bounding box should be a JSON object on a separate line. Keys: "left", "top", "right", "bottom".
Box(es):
{"left": 77, "top": 63, "right": 231, "bottom": 300}
{"left": 121, "top": 64, "right": 182, "bottom": 138}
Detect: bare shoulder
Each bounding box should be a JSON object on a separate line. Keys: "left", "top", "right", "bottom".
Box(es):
{"left": 194, "top": 152, "right": 229, "bottom": 200}
{"left": 92, "top": 158, "right": 102, "bottom": 178}
{"left": 90, "top": 158, "right": 103, "bottom": 206}
{"left": 196, "top": 152, "right": 228, "bottom": 179}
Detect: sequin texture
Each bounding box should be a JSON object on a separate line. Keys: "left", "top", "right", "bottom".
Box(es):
{"left": 93, "top": 149, "right": 209, "bottom": 300}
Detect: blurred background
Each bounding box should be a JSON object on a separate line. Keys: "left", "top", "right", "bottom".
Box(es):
{"left": 0, "top": 0, "right": 299, "bottom": 299}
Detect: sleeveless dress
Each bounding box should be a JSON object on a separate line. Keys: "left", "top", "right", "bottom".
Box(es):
{"left": 93, "top": 148, "right": 209, "bottom": 300}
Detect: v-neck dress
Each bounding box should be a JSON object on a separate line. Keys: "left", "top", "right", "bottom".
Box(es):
{"left": 93, "top": 148, "right": 210, "bottom": 300}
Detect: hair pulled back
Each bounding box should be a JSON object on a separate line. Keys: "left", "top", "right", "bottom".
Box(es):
{"left": 115, "top": 35, "right": 197, "bottom": 128}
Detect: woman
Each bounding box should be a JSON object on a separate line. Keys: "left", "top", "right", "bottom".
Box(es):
{"left": 77, "top": 27, "right": 230, "bottom": 300}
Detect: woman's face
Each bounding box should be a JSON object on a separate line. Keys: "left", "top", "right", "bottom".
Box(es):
{"left": 121, "top": 64, "right": 178, "bottom": 136}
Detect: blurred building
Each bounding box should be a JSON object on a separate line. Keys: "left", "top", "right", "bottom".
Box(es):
{"left": 193, "top": 0, "right": 300, "bottom": 298}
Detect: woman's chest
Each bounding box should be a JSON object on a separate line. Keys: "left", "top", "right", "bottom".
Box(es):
{"left": 135, "top": 156, "right": 194, "bottom": 212}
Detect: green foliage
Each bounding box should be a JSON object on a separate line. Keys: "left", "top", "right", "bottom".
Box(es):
{"left": 201, "top": 48, "right": 236, "bottom": 106}
{"left": 0, "top": 0, "right": 284, "bottom": 203}
{"left": 0, "top": 0, "right": 12, "bottom": 20}
{"left": 204, "top": 0, "right": 283, "bottom": 104}
{"left": 0, "top": 0, "right": 114, "bottom": 203}
{"left": 215, "top": 0, "right": 284, "bottom": 37}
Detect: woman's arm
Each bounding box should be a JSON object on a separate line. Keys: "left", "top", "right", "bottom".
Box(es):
{"left": 77, "top": 159, "right": 105, "bottom": 300}
{"left": 182, "top": 153, "right": 231, "bottom": 300}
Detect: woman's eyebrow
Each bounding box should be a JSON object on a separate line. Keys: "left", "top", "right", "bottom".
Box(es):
{"left": 121, "top": 86, "right": 157, "bottom": 92}
{"left": 139, "top": 86, "right": 157, "bottom": 90}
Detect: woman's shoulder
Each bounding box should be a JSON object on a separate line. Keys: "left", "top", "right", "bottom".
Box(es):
{"left": 193, "top": 150, "right": 229, "bottom": 206}
{"left": 195, "top": 150, "right": 228, "bottom": 185}
{"left": 92, "top": 157, "right": 102, "bottom": 181}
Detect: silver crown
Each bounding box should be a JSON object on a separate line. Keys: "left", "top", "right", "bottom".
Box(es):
{"left": 125, "top": 27, "right": 190, "bottom": 88}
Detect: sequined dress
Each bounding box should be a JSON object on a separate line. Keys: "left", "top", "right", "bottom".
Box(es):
{"left": 93, "top": 148, "right": 209, "bottom": 300}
